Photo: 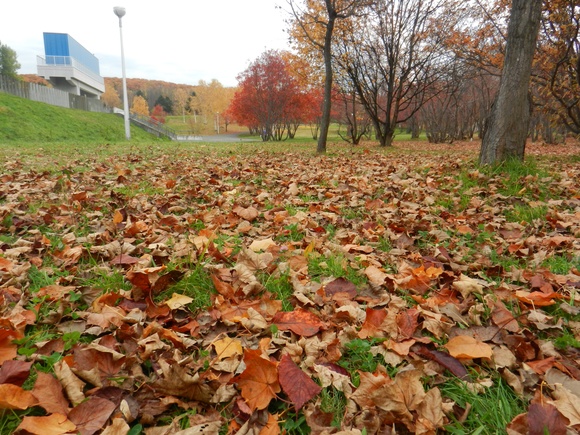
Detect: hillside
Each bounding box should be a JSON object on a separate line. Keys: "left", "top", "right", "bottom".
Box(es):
{"left": 0, "top": 92, "right": 163, "bottom": 143}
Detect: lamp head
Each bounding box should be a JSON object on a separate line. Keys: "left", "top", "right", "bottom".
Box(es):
{"left": 113, "top": 6, "right": 126, "bottom": 18}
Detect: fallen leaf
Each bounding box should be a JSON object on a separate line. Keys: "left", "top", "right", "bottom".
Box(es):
{"left": 324, "top": 277, "right": 357, "bottom": 299}
{"left": 213, "top": 336, "right": 244, "bottom": 360}
{"left": 358, "top": 308, "right": 388, "bottom": 339}
{"left": 54, "top": 360, "right": 86, "bottom": 406}
{"left": 273, "top": 309, "right": 324, "bottom": 337}
{"left": 32, "top": 372, "right": 70, "bottom": 415}
{"left": 364, "top": 265, "right": 388, "bottom": 287}
{"left": 68, "top": 396, "right": 117, "bottom": 435}
{"left": 278, "top": 354, "right": 322, "bottom": 410}
{"left": 100, "top": 417, "right": 130, "bottom": 435}
{"left": 0, "top": 360, "right": 32, "bottom": 386}
{"left": 0, "top": 328, "right": 20, "bottom": 365}
{"left": 551, "top": 384, "right": 580, "bottom": 426}
{"left": 414, "top": 345, "right": 468, "bottom": 380}
{"left": 452, "top": 274, "right": 484, "bottom": 299}
{"left": 249, "top": 238, "right": 277, "bottom": 252}
{"left": 234, "top": 205, "right": 259, "bottom": 221}
{"left": 515, "top": 290, "right": 563, "bottom": 307}
{"left": 16, "top": 413, "right": 76, "bottom": 435}
{"left": 444, "top": 335, "right": 493, "bottom": 360}
{"left": 527, "top": 398, "right": 569, "bottom": 435}
{"left": 0, "top": 383, "right": 37, "bottom": 410}
{"left": 232, "top": 349, "right": 280, "bottom": 411}
{"left": 164, "top": 293, "right": 194, "bottom": 310}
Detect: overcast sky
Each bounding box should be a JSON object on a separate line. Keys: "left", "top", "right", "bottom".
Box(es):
{"left": 1, "top": 0, "right": 291, "bottom": 87}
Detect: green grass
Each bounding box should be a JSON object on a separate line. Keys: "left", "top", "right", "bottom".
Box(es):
{"left": 441, "top": 376, "right": 527, "bottom": 434}
{"left": 308, "top": 253, "right": 366, "bottom": 287}
{"left": 262, "top": 272, "right": 294, "bottom": 311}
{"left": 542, "top": 254, "right": 580, "bottom": 274}
{"left": 155, "top": 263, "right": 216, "bottom": 312}
{"left": 0, "top": 92, "right": 162, "bottom": 144}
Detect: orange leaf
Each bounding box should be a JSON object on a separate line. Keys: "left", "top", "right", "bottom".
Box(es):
{"left": 515, "top": 290, "right": 563, "bottom": 306}
{"left": 358, "top": 308, "right": 387, "bottom": 339}
{"left": 112, "top": 209, "right": 124, "bottom": 225}
{"left": 0, "top": 257, "right": 13, "bottom": 272}
{"left": 273, "top": 309, "right": 324, "bottom": 337}
{"left": 0, "top": 383, "right": 38, "bottom": 410}
{"left": 0, "top": 328, "right": 20, "bottom": 365}
{"left": 233, "top": 349, "right": 280, "bottom": 411}
{"left": 278, "top": 354, "right": 321, "bottom": 410}
{"left": 16, "top": 413, "right": 76, "bottom": 435}
{"left": 444, "top": 336, "right": 493, "bottom": 360}
{"left": 260, "top": 413, "right": 281, "bottom": 435}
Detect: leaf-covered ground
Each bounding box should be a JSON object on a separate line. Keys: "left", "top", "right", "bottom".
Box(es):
{"left": 1, "top": 141, "right": 580, "bottom": 434}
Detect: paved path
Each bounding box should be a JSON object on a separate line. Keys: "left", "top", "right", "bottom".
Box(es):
{"left": 191, "top": 133, "right": 259, "bottom": 143}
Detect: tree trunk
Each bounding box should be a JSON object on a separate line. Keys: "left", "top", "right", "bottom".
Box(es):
{"left": 317, "top": 5, "right": 337, "bottom": 154}
{"left": 479, "top": 0, "right": 542, "bottom": 165}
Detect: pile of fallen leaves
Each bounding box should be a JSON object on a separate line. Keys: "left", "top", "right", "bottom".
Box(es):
{"left": 1, "top": 141, "right": 580, "bottom": 434}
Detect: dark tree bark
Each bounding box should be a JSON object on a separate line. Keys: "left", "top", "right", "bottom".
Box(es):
{"left": 479, "top": 0, "right": 542, "bottom": 165}
{"left": 318, "top": 1, "right": 337, "bottom": 154}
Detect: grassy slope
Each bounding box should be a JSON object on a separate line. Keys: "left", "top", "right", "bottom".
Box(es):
{"left": 0, "top": 92, "right": 164, "bottom": 144}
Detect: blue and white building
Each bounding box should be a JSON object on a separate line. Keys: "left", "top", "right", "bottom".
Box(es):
{"left": 37, "top": 33, "right": 105, "bottom": 99}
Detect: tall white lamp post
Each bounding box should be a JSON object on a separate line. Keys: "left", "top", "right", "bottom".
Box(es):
{"left": 114, "top": 6, "right": 130, "bottom": 140}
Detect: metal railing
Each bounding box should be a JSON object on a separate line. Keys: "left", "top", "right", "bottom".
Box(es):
{"left": 127, "top": 113, "right": 179, "bottom": 139}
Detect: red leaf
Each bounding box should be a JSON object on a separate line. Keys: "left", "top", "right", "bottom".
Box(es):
{"left": 396, "top": 308, "right": 419, "bottom": 339}
{"left": 0, "top": 360, "right": 32, "bottom": 386}
{"left": 273, "top": 309, "right": 324, "bottom": 337}
{"left": 527, "top": 400, "right": 569, "bottom": 435}
{"left": 414, "top": 345, "right": 468, "bottom": 380}
{"left": 278, "top": 354, "right": 322, "bottom": 410}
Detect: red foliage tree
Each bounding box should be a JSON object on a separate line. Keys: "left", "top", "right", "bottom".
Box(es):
{"left": 227, "top": 50, "right": 307, "bottom": 141}
{"left": 150, "top": 104, "right": 166, "bottom": 124}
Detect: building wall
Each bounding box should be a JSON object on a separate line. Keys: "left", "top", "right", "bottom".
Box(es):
{"left": 43, "top": 33, "right": 101, "bottom": 76}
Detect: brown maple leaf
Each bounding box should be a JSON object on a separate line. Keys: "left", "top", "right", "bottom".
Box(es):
{"left": 68, "top": 396, "right": 117, "bottom": 435}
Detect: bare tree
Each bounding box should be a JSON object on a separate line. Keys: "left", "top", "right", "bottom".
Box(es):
{"left": 288, "top": 0, "right": 371, "bottom": 153}
{"left": 333, "top": 0, "right": 455, "bottom": 147}
{"left": 479, "top": 0, "right": 543, "bottom": 164}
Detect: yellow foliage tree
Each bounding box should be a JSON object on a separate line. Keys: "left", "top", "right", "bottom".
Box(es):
{"left": 100, "top": 84, "right": 121, "bottom": 108}
{"left": 131, "top": 95, "right": 149, "bottom": 116}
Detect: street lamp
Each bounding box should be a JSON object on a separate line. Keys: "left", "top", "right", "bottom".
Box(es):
{"left": 114, "top": 6, "right": 130, "bottom": 140}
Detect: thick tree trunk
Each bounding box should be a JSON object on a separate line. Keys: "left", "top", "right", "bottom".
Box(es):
{"left": 479, "top": 0, "right": 542, "bottom": 165}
